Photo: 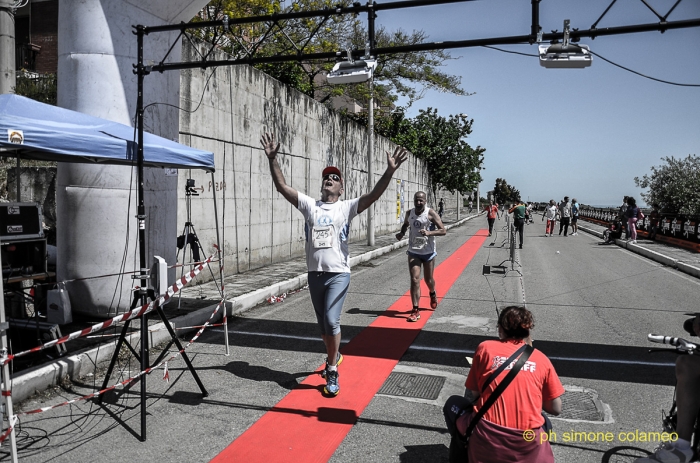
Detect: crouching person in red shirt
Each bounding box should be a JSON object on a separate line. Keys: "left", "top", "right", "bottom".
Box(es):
{"left": 443, "top": 306, "right": 564, "bottom": 463}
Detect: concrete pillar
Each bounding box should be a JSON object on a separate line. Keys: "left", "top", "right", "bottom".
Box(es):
{"left": 57, "top": 0, "right": 209, "bottom": 317}
{"left": 0, "top": 0, "right": 15, "bottom": 94}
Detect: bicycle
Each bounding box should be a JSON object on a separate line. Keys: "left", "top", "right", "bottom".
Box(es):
{"left": 647, "top": 332, "right": 700, "bottom": 460}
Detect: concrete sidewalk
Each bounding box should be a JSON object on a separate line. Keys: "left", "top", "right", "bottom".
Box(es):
{"left": 10, "top": 208, "right": 481, "bottom": 403}
{"left": 576, "top": 220, "right": 700, "bottom": 279}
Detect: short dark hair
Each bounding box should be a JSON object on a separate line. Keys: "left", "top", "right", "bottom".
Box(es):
{"left": 498, "top": 306, "right": 534, "bottom": 339}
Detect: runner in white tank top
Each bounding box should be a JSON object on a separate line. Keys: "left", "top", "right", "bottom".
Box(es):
{"left": 396, "top": 191, "right": 446, "bottom": 322}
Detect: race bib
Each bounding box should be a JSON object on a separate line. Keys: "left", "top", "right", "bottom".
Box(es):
{"left": 410, "top": 235, "right": 428, "bottom": 250}
{"left": 312, "top": 226, "right": 334, "bottom": 248}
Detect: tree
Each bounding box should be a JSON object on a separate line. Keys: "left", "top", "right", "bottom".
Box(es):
{"left": 634, "top": 155, "right": 700, "bottom": 216}
{"left": 13, "top": 72, "right": 57, "bottom": 105}
{"left": 386, "top": 108, "right": 484, "bottom": 199}
{"left": 493, "top": 178, "right": 520, "bottom": 205}
{"left": 194, "top": 0, "right": 469, "bottom": 109}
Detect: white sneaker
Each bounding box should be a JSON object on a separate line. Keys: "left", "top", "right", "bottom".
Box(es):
{"left": 633, "top": 442, "right": 694, "bottom": 463}
{"left": 630, "top": 240, "right": 637, "bottom": 244}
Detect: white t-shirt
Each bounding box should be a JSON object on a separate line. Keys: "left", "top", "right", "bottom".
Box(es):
{"left": 408, "top": 207, "right": 436, "bottom": 255}
{"left": 297, "top": 192, "right": 359, "bottom": 273}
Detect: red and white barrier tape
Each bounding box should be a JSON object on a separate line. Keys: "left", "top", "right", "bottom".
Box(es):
{"left": 17, "top": 298, "right": 225, "bottom": 416}
{"left": 0, "top": 415, "right": 17, "bottom": 446}
{"left": 266, "top": 284, "right": 309, "bottom": 304}
{"left": 1, "top": 251, "right": 216, "bottom": 366}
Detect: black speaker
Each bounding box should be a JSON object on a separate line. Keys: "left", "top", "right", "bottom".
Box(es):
{"left": 0, "top": 202, "right": 44, "bottom": 241}
{"left": 1, "top": 239, "right": 47, "bottom": 279}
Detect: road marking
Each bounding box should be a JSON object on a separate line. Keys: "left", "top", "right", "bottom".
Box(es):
{"left": 210, "top": 231, "right": 489, "bottom": 463}
{"left": 211, "top": 330, "right": 676, "bottom": 368}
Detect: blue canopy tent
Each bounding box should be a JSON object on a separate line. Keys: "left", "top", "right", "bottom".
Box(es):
{"left": 0, "top": 94, "right": 214, "bottom": 170}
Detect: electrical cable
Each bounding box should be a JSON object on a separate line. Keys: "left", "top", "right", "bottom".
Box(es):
{"left": 482, "top": 44, "right": 700, "bottom": 87}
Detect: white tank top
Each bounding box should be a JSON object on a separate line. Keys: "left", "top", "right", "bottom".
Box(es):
{"left": 408, "top": 207, "right": 436, "bottom": 255}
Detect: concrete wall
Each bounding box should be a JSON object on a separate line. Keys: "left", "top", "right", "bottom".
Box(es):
{"left": 178, "top": 39, "right": 438, "bottom": 275}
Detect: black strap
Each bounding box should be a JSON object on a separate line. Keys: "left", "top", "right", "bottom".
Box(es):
{"left": 462, "top": 344, "right": 534, "bottom": 442}
{"left": 480, "top": 344, "right": 528, "bottom": 393}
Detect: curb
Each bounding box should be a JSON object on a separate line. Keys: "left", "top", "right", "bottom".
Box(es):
{"left": 578, "top": 225, "right": 700, "bottom": 279}
{"left": 10, "top": 212, "right": 482, "bottom": 404}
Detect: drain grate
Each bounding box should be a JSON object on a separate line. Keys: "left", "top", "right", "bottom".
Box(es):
{"left": 549, "top": 390, "right": 605, "bottom": 421}
{"left": 378, "top": 372, "right": 446, "bottom": 400}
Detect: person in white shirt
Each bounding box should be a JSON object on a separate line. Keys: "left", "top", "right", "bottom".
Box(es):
{"left": 395, "top": 191, "right": 446, "bottom": 322}
{"left": 542, "top": 200, "right": 558, "bottom": 237}
{"left": 260, "top": 132, "right": 407, "bottom": 397}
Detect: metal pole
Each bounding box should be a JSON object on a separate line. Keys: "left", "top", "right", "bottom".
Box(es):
{"left": 14, "top": 155, "right": 19, "bottom": 201}
{"left": 135, "top": 25, "right": 148, "bottom": 442}
{"left": 0, "top": 255, "right": 18, "bottom": 462}
{"left": 0, "top": 0, "right": 15, "bottom": 95}
{"left": 457, "top": 194, "right": 460, "bottom": 221}
{"left": 367, "top": 77, "right": 374, "bottom": 246}
{"left": 210, "top": 172, "right": 229, "bottom": 356}
{"left": 367, "top": 0, "right": 376, "bottom": 246}
{"left": 477, "top": 183, "right": 480, "bottom": 212}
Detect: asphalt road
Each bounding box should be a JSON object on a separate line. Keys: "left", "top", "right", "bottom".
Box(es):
{"left": 6, "top": 215, "right": 698, "bottom": 463}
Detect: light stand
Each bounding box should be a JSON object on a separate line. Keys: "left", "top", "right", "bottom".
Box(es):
{"left": 97, "top": 28, "right": 208, "bottom": 442}
{"left": 175, "top": 179, "right": 209, "bottom": 306}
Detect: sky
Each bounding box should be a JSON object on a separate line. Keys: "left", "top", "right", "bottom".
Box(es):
{"left": 371, "top": 0, "right": 700, "bottom": 207}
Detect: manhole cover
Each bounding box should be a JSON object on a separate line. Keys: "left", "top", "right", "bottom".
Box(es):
{"left": 548, "top": 390, "right": 605, "bottom": 421}
{"left": 378, "top": 372, "right": 446, "bottom": 400}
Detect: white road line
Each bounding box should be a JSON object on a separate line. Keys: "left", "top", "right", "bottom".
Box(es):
{"left": 211, "top": 329, "right": 675, "bottom": 367}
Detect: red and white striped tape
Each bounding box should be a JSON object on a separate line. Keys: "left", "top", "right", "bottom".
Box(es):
{"left": 0, "top": 415, "right": 17, "bottom": 446}
{"left": 17, "top": 297, "right": 225, "bottom": 416}
{"left": 1, "top": 251, "right": 216, "bottom": 366}
{"left": 266, "top": 284, "right": 309, "bottom": 304}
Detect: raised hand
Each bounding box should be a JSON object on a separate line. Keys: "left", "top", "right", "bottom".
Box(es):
{"left": 260, "top": 132, "right": 280, "bottom": 160}
{"left": 387, "top": 146, "right": 408, "bottom": 171}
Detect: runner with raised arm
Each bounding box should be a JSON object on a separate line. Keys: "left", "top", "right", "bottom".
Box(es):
{"left": 260, "top": 132, "right": 407, "bottom": 397}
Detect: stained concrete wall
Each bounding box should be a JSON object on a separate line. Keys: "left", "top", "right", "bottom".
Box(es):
{"left": 177, "top": 40, "right": 442, "bottom": 275}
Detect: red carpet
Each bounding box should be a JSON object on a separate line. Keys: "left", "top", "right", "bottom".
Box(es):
{"left": 211, "top": 231, "right": 488, "bottom": 462}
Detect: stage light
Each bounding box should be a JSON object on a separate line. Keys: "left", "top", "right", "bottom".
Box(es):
{"left": 539, "top": 43, "right": 592, "bottom": 68}
{"left": 327, "top": 59, "right": 377, "bottom": 84}
{"left": 539, "top": 19, "right": 592, "bottom": 69}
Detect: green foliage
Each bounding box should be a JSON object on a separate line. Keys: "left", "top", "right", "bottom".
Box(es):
{"left": 634, "top": 155, "right": 700, "bottom": 216}
{"left": 493, "top": 178, "right": 521, "bottom": 205}
{"left": 13, "top": 73, "right": 57, "bottom": 105}
{"left": 195, "top": 1, "right": 468, "bottom": 107}
{"left": 391, "top": 108, "right": 484, "bottom": 197}
{"left": 346, "top": 108, "right": 484, "bottom": 197}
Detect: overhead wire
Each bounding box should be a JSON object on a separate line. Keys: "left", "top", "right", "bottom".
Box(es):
{"left": 482, "top": 44, "right": 700, "bottom": 87}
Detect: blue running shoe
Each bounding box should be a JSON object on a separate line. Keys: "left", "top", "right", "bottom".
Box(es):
{"left": 321, "top": 352, "right": 343, "bottom": 378}
{"left": 324, "top": 369, "right": 340, "bottom": 396}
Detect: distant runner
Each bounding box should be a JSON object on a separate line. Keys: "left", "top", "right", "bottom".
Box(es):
{"left": 396, "top": 191, "right": 446, "bottom": 322}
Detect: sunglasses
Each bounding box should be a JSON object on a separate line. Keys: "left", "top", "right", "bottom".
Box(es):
{"left": 323, "top": 173, "right": 341, "bottom": 182}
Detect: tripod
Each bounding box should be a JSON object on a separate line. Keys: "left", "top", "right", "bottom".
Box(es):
{"left": 175, "top": 182, "right": 211, "bottom": 305}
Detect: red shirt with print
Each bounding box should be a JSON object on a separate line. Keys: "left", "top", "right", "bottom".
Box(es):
{"left": 487, "top": 205, "right": 499, "bottom": 219}
{"left": 464, "top": 339, "right": 565, "bottom": 430}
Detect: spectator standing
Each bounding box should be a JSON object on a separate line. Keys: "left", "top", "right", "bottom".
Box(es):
{"left": 438, "top": 198, "right": 445, "bottom": 217}
{"left": 542, "top": 200, "right": 557, "bottom": 237}
{"left": 570, "top": 198, "right": 580, "bottom": 235}
{"left": 618, "top": 196, "right": 629, "bottom": 239}
{"left": 469, "top": 199, "right": 474, "bottom": 213}
{"left": 648, "top": 204, "right": 661, "bottom": 241}
{"left": 509, "top": 201, "right": 526, "bottom": 249}
{"left": 625, "top": 197, "right": 641, "bottom": 244}
{"left": 485, "top": 201, "right": 500, "bottom": 236}
{"left": 558, "top": 196, "right": 572, "bottom": 236}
